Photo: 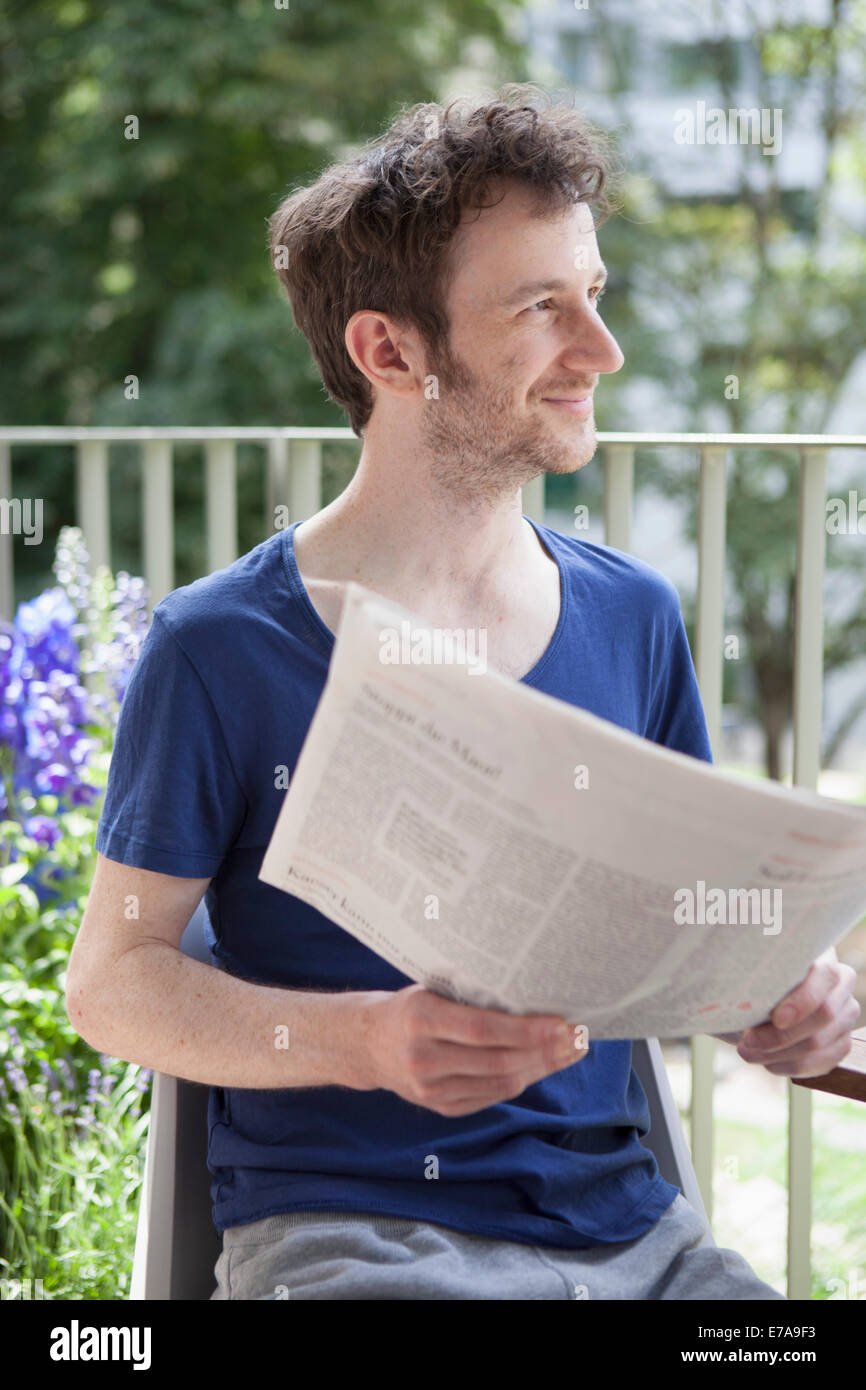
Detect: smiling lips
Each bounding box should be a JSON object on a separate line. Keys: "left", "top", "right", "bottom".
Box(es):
{"left": 542, "top": 393, "right": 594, "bottom": 418}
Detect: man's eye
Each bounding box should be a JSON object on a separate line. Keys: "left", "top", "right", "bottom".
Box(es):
{"left": 526, "top": 287, "right": 607, "bottom": 313}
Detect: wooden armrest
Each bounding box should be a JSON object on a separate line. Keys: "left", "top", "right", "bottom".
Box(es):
{"left": 791, "top": 1029, "right": 866, "bottom": 1103}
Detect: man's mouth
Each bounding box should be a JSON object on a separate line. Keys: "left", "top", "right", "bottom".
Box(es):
{"left": 541, "top": 394, "right": 594, "bottom": 418}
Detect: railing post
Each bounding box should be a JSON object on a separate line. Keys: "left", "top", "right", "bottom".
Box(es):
{"left": 691, "top": 444, "right": 729, "bottom": 1225}
{"left": 793, "top": 447, "right": 827, "bottom": 787}
{"left": 695, "top": 446, "right": 728, "bottom": 752}
{"left": 522, "top": 474, "right": 545, "bottom": 523}
{"left": 76, "top": 440, "right": 111, "bottom": 571}
{"left": 267, "top": 436, "right": 291, "bottom": 536}
{"left": 205, "top": 439, "right": 237, "bottom": 575}
{"left": 142, "top": 441, "right": 174, "bottom": 612}
{"left": 603, "top": 444, "right": 634, "bottom": 552}
{"left": 289, "top": 440, "right": 322, "bottom": 522}
{"left": 0, "top": 441, "right": 12, "bottom": 620}
{"left": 787, "top": 445, "right": 827, "bottom": 1300}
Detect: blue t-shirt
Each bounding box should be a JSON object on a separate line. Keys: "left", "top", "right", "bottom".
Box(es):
{"left": 96, "top": 517, "right": 713, "bottom": 1247}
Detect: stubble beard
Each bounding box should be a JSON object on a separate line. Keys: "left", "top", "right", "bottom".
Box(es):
{"left": 419, "top": 341, "right": 596, "bottom": 507}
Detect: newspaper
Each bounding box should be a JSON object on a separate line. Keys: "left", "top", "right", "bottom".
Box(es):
{"left": 259, "top": 581, "right": 866, "bottom": 1040}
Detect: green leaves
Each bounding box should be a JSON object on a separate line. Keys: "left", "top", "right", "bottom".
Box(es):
{"left": 0, "top": 0, "right": 523, "bottom": 432}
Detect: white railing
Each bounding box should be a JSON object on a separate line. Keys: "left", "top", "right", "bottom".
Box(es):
{"left": 2, "top": 424, "right": 865, "bottom": 1298}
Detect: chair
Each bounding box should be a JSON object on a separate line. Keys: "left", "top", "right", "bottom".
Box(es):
{"left": 129, "top": 902, "right": 714, "bottom": 1300}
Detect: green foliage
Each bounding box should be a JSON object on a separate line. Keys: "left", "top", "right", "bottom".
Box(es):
{"left": 1, "top": 0, "right": 525, "bottom": 601}
{"left": 0, "top": 0, "right": 524, "bottom": 429}
{"left": 0, "top": 531, "right": 152, "bottom": 1298}
{"left": 586, "top": 9, "right": 866, "bottom": 777}
{"left": 0, "top": 801, "right": 153, "bottom": 1298}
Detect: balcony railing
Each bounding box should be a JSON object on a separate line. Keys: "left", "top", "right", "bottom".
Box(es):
{"left": 2, "top": 424, "right": 865, "bottom": 1299}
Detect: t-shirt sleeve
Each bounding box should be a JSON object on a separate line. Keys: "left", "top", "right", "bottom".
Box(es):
{"left": 644, "top": 605, "right": 714, "bottom": 765}
{"left": 95, "top": 609, "right": 248, "bottom": 877}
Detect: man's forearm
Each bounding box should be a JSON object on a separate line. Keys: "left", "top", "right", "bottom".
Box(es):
{"left": 68, "top": 941, "right": 376, "bottom": 1090}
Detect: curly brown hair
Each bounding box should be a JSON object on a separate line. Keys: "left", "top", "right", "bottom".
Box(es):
{"left": 268, "top": 84, "right": 619, "bottom": 436}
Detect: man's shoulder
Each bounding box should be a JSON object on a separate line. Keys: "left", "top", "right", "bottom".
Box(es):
{"left": 151, "top": 530, "right": 286, "bottom": 648}
{"left": 535, "top": 521, "right": 682, "bottom": 614}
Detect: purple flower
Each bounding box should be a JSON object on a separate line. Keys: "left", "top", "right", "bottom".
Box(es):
{"left": 13, "top": 589, "right": 79, "bottom": 679}
{"left": 32, "top": 762, "right": 75, "bottom": 796}
{"left": 4, "top": 1060, "right": 28, "bottom": 1094}
{"left": 2, "top": 528, "right": 148, "bottom": 822}
{"left": 23, "top": 815, "right": 61, "bottom": 849}
{"left": 70, "top": 781, "right": 100, "bottom": 806}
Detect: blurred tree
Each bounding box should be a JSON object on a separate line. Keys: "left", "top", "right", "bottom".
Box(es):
{"left": 0, "top": 0, "right": 526, "bottom": 590}
{"left": 586, "top": 0, "right": 866, "bottom": 778}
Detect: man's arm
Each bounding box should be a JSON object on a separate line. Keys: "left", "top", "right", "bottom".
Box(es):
{"left": 66, "top": 854, "right": 580, "bottom": 1116}
{"left": 66, "top": 854, "right": 374, "bottom": 1091}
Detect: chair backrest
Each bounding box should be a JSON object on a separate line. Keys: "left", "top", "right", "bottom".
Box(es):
{"left": 130, "top": 903, "right": 714, "bottom": 1300}
{"left": 130, "top": 902, "right": 222, "bottom": 1301}
{"left": 632, "top": 1038, "right": 711, "bottom": 1228}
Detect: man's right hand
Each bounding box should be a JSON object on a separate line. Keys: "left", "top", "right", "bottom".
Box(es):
{"left": 352, "top": 984, "right": 587, "bottom": 1117}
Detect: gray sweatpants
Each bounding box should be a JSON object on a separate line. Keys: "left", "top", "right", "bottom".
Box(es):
{"left": 209, "top": 1193, "right": 786, "bottom": 1300}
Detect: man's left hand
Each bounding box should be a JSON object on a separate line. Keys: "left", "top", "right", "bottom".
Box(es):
{"left": 735, "top": 948, "right": 861, "bottom": 1078}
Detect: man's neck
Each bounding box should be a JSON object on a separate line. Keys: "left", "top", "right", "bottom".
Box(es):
{"left": 293, "top": 436, "right": 546, "bottom": 613}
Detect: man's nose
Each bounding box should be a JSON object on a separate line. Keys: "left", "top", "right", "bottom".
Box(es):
{"left": 561, "top": 309, "right": 624, "bottom": 376}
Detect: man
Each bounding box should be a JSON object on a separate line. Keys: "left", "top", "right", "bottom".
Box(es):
{"left": 67, "top": 86, "right": 858, "bottom": 1301}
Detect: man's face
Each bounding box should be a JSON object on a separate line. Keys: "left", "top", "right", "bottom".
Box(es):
{"left": 418, "top": 181, "right": 624, "bottom": 502}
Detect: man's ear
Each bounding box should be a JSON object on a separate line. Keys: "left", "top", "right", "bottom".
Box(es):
{"left": 344, "top": 311, "right": 425, "bottom": 404}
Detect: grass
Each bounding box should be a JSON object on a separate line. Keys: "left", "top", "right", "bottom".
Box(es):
{"left": 666, "top": 1051, "right": 866, "bottom": 1300}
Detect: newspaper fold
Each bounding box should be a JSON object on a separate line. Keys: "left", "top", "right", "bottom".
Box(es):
{"left": 259, "top": 582, "right": 866, "bottom": 1039}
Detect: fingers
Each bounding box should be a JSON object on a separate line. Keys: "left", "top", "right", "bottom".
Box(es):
{"left": 389, "top": 988, "right": 589, "bottom": 1116}
{"left": 752, "top": 959, "right": 856, "bottom": 1050}
{"left": 760, "top": 1031, "right": 854, "bottom": 1078}
{"left": 417, "top": 1036, "right": 580, "bottom": 1081}
{"left": 410, "top": 1051, "right": 581, "bottom": 1117}
{"left": 413, "top": 988, "right": 572, "bottom": 1051}
{"left": 739, "top": 967, "right": 859, "bottom": 1058}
